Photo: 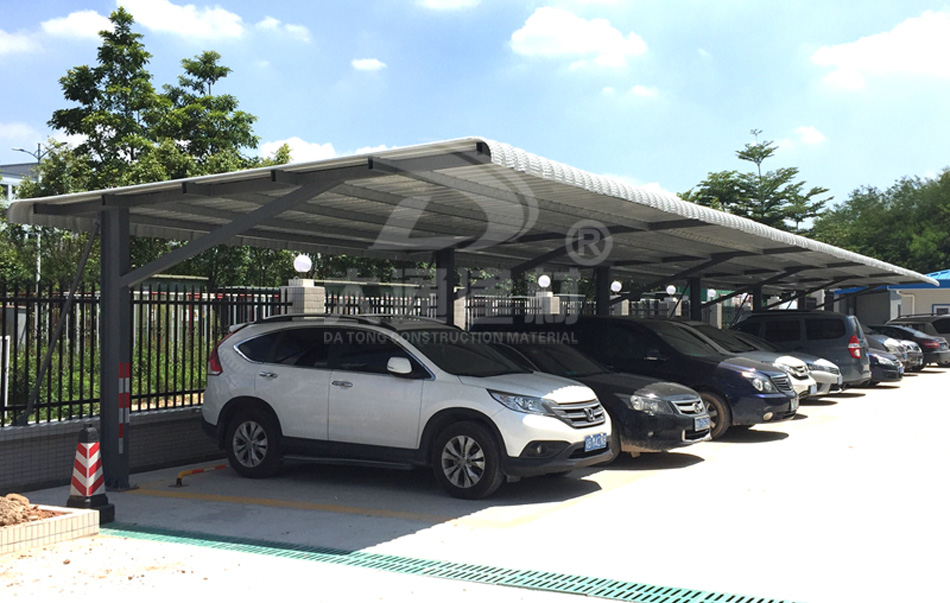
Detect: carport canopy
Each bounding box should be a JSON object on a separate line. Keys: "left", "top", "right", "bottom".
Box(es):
{"left": 8, "top": 136, "right": 938, "bottom": 294}
{"left": 7, "top": 136, "right": 938, "bottom": 490}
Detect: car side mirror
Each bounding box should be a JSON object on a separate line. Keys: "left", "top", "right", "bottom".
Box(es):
{"left": 644, "top": 349, "right": 667, "bottom": 362}
{"left": 387, "top": 357, "right": 413, "bottom": 376}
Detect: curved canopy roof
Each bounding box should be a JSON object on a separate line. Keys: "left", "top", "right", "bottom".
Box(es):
{"left": 8, "top": 136, "right": 937, "bottom": 293}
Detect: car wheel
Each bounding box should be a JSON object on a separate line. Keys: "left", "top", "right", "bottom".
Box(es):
{"left": 226, "top": 408, "right": 281, "bottom": 478}
{"left": 700, "top": 391, "right": 731, "bottom": 439}
{"left": 432, "top": 422, "right": 504, "bottom": 499}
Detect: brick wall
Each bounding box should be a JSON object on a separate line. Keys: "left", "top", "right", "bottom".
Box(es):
{"left": 0, "top": 408, "right": 223, "bottom": 494}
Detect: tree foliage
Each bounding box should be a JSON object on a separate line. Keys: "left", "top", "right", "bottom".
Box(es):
{"left": 2, "top": 9, "right": 297, "bottom": 289}
{"left": 811, "top": 170, "right": 950, "bottom": 274}
{"left": 681, "top": 130, "right": 831, "bottom": 234}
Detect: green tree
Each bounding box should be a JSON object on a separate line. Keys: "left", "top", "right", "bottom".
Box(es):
{"left": 682, "top": 129, "right": 831, "bottom": 233}
{"left": 154, "top": 50, "right": 259, "bottom": 169}
{"left": 811, "top": 170, "right": 950, "bottom": 273}
{"left": 48, "top": 7, "right": 159, "bottom": 190}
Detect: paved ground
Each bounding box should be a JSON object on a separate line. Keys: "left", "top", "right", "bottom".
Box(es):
{"left": 5, "top": 366, "right": 949, "bottom": 602}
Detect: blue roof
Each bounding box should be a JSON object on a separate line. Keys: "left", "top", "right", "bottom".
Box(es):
{"left": 887, "top": 268, "right": 950, "bottom": 290}
{"left": 833, "top": 269, "right": 950, "bottom": 294}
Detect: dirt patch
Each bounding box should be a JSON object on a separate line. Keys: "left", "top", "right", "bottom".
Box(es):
{"left": 0, "top": 493, "right": 63, "bottom": 527}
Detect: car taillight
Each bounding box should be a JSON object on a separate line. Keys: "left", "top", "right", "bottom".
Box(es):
{"left": 848, "top": 335, "right": 862, "bottom": 359}
{"left": 209, "top": 345, "right": 224, "bottom": 375}
{"left": 921, "top": 340, "right": 940, "bottom": 349}
{"left": 208, "top": 329, "right": 241, "bottom": 375}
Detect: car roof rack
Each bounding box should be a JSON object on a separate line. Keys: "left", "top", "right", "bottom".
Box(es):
{"left": 253, "top": 313, "right": 450, "bottom": 332}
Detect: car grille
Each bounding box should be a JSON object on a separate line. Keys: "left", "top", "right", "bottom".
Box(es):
{"left": 785, "top": 365, "right": 809, "bottom": 379}
{"left": 668, "top": 394, "right": 705, "bottom": 416}
{"left": 771, "top": 374, "right": 794, "bottom": 394}
{"left": 550, "top": 399, "right": 607, "bottom": 428}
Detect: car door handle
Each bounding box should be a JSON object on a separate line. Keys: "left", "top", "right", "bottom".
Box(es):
{"left": 332, "top": 380, "right": 353, "bottom": 388}
{"left": 259, "top": 371, "right": 278, "bottom": 379}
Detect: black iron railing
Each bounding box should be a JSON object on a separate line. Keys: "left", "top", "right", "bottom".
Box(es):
{"left": 0, "top": 283, "right": 289, "bottom": 427}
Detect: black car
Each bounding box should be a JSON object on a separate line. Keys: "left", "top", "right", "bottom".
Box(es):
{"left": 867, "top": 349, "right": 903, "bottom": 385}
{"left": 491, "top": 341, "right": 711, "bottom": 457}
{"left": 472, "top": 316, "right": 799, "bottom": 439}
{"left": 887, "top": 314, "right": 950, "bottom": 339}
{"left": 870, "top": 323, "right": 950, "bottom": 367}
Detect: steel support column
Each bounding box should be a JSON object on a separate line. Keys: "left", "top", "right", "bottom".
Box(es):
{"left": 435, "top": 248, "right": 456, "bottom": 325}
{"left": 99, "top": 207, "right": 132, "bottom": 490}
{"left": 594, "top": 266, "right": 611, "bottom": 316}
{"left": 751, "top": 285, "right": 764, "bottom": 311}
{"left": 689, "top": 277, "right": 703, "bottom": 321}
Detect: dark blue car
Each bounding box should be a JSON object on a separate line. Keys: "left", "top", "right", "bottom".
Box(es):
{"left": 471, "top": 316, "right": 799, "bottom": 439}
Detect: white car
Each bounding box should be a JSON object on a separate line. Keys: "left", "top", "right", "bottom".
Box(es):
{"left": 201, "top": 315, "right": 613, "bottom": 499}
{"left": 730, "top": 330, "right": 842, "bottom": 395}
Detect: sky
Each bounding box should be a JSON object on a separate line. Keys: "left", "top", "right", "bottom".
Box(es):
{"left": 2, "top": 0, "right": 950, "bottom": 205}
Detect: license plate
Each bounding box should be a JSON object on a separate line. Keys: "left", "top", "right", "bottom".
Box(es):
{"left": 809, "top": 384, "right": 818, "bottom": 395}
{"left": 585, "top": 433, "right": 608, "bottom": 452}
{"left": 695, "top": 416, "right": 711, "bottom": 431}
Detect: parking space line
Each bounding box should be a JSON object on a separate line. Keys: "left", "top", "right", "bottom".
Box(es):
{"left": 126, "top": 487, "right": 454, "bottom": 523}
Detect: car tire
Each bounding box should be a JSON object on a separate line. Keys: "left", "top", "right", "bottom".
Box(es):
{"left": 700, "top": 391, "right": 731, "bottom": 439}
{"left": 226, "top": 408, "right": 282, "bottom": 478}
{"left": 432, "top": 421, "right": 504, "bottom": 500}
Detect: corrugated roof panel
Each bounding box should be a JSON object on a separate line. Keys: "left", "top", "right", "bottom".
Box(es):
{"left": 6, "top": 136, "right": 937, "bottom": 289}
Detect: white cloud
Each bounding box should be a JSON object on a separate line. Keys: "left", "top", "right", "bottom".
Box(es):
{"left": 260, "top": 137, "right": 337, "bottom": 163}
{"left": 812, "top": 9, "right": 950, "bottom": 90}
{"left": 42, "top": 10, "right": 113, "bottom": 39}
{"left": 602, "top": 86, "right": 617, "bottom": 95}
{"left": 119, "top": 0, "right": 245, "bottom": 40}
{"left": 0, "top": 122, "right": 40, "bottom": 142}
{"left": 796, "top": 126, "right": 826, "bottom": 145}
{"left": 255, "top": 17, "right": 311, "bottom": 42}
{"left": 284, "top": 24, "right": 311, "bottom": 43}
{"left": 352, "top": 58, "right": 387, "bottom": 71}
{"left": 0, "top": 29, "right": 37, "bottom": 55}
{"left": 418, "top": 0, "right": 480, "bottom": 9}
{"left": 510, "top": 7, "right": 646, "bottom": 68}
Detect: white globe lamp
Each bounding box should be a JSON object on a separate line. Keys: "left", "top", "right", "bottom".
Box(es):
{"left": 293, "top": 254, "right": 312, "bottom": 274}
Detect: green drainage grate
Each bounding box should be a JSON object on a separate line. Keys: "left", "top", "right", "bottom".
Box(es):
{"left": 103, "top": 524, "right": 803, "bottom": 603}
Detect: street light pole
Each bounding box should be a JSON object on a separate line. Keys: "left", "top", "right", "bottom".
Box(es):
{"left": 12, "top": 143, "right": 50, "bottom": 328}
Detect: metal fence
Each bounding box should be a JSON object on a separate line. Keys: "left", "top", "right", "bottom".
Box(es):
{"left": 325, "top": 293, "right": 438, "bottom": 318}
{"left": 0, "top": 282, "right": 676, "bottom": 427}
{"left": 0, "top": 283, "right": 288, "bottom": 427}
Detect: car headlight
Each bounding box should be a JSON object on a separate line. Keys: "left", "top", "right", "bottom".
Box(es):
{"left": 489, "top": 390, "right": 554, "bottom": 416}
{"left": 808, "top": 359, "right": 840, "bottom": 374}
{"left": 616, "top": 393, "right": 670, "bottom": 414}
{"left": 742, "top": 371, "right": 777, "bottom": 393}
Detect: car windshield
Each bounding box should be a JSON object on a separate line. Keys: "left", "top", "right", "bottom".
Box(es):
{"left": 399, "top": 329, "right": 529, "bottom": 377}
{"left": 732, "top": 331, "right": 780, "bottom": 352}
{"left": 507, "top": 343, "right": 607, "bottom": 378}
{"left": 647, "top": 321, "right": 724, "bottom": 357}
{"left": 692, "top": 324, "right": 757, "bottom": 353}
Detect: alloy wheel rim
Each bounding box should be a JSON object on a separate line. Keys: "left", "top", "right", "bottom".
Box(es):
{"left": 234, "top": 420, "right": 267, "bottom": 468}
{"left": 441, "top": 435, "right": 485, "bottom": 488}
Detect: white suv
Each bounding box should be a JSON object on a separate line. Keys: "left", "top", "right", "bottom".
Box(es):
{"left": 201, "top": 315, "right": 613, "bottom": 499}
